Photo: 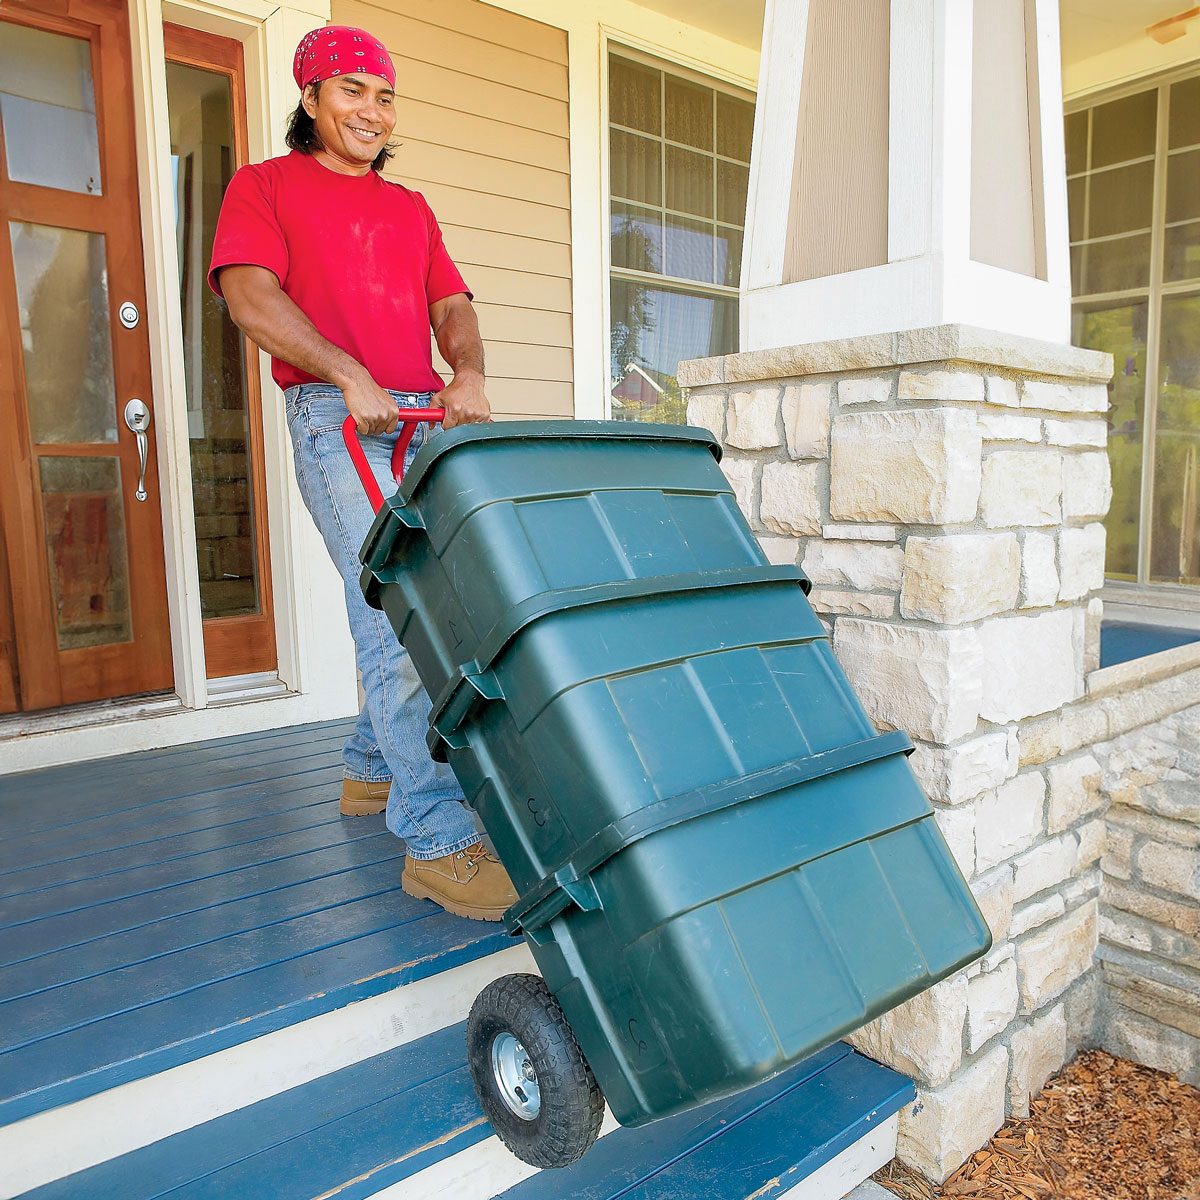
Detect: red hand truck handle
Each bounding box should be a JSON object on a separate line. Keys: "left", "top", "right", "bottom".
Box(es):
{"left": 341, "top": 408, "right": 445, "bottom": 513}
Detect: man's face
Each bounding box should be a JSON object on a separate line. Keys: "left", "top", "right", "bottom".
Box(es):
{"left": 303, "top": 73, "right": 396, "bottom": 171}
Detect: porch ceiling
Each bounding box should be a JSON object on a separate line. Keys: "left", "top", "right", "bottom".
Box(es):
{"left": 1060, "top": 0, "right": 1193, "bottom": 65}
{"left": 633, "top": 0, "right": 764, "bottom": 50}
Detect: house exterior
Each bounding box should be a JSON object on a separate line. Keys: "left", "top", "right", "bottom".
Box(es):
{"left": 1, "top": 0, "right": 1198, "bottom": 1194}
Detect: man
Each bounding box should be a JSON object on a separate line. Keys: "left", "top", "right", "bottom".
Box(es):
{"left": 208, "top": 25, "right": 516, "bottom": 922}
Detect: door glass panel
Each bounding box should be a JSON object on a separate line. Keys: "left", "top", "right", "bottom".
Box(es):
{"left": 1090, "top": 89, "right": 1157, "bottom": 169}
{"left": 1150, "top": 294, "right": 1200, "bottom": 584}
{"left": 9, "top": 222, "right": 117, "bottom": 443}
{"left": 1168, "top": 76, "right": 1200, "bottom": 150}
{"left": 1165, "top": 221, "right": 1200, "bottom": 283}
{"left": 1084, "top": 161, "right": 1154, "bottom": 239}
{"left": 166, "top": 60, "right": 261, "bottom": 619}
{"left": 0, "top": 23, "right": 102, "bottom": 194}
{"left": 1071, "top": 302, "right": 1148, "bottom": 581}
{"left": 39, "top": 457, "right": 131, "bottom": 649}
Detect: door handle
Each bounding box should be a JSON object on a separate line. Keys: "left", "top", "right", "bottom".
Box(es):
{"left": 123, "top": 398, "right": 150, "bottom": 502}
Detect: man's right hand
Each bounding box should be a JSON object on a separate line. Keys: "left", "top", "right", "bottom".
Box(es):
{"left": 341, "top": 371, "right": 399, "bottom": 436}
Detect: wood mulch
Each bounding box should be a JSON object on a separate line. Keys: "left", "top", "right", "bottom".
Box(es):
{"left": 873, "top": 1050, "right": 1200, "bottom": 1200}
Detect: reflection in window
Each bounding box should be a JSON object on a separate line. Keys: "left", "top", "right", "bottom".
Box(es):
{"left": 1065, "top": 74, "right": 1200, "bottom": 588}
{"left": 167, "top": 60, "right": 262, "bottom": 620}
{"left": 608, "top": 52, "right": 753, "bottom": 424}
{"left": 0, "top": 23, "right": 103, "bottom": 195}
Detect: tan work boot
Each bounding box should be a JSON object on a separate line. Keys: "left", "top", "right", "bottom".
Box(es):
{"left": 340, "top": 778, "right": 389, "bottom": 816}
{"left": 402, "top": 842, "right": 518, "bottom": 922}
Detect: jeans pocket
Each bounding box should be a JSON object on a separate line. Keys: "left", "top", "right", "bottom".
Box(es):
{"left": 302, "top": 390, "right": 354, "bottom": 434}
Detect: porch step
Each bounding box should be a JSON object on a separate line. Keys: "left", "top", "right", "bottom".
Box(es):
{"left": 19, "top": 1023, "right": 912, "bottom": 1200}
{"left": 0, "top": 720, "right": 512, "bottom": 1126}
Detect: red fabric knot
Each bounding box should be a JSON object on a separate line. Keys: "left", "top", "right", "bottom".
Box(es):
{"left": 292, "top": 26, "right": 395, "bottom": 90}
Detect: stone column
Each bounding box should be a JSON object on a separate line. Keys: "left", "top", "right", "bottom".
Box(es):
{"left": 682, "top": 323, "right": 1113, "bottom": 1182}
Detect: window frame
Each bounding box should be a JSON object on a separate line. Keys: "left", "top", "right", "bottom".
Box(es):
{"left": 600, "top": 36, "right": 755, "bottom": 420}
{"left": 1066, "top": 64, "right": 1200, "bottom": 597}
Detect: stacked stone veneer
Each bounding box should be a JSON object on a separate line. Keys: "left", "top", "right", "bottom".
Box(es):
{"left": 680, "top": 325, "right": 1141, "bottom": 1181}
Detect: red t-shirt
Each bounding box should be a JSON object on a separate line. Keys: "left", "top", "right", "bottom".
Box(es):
{"left": 207, "top": 150, "right": 471, "bottom": 393}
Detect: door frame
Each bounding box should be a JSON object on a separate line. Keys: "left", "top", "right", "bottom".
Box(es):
{"left": 163, "top": 21, "right": 278, "bottom": 679}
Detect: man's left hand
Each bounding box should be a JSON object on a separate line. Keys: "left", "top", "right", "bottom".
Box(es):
{"left": 438, "top": 368, "right": 491, "bottom": 430}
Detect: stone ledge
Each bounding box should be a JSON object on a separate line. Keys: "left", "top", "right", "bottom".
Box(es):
{"left": 1087, "top": 640, "right": 1200, "bottom": 700}
{"left": 677, "top": 324, "right": 1113, "bottom": 388}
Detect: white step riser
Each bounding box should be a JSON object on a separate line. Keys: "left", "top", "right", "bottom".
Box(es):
{"left": 779, "top": 1113, "right": 899, "bottom": 1200}
{"left": 1, "top": 943, "right": 536, "bottom": 1198}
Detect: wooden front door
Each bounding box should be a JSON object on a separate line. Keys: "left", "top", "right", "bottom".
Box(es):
{"left": 0, "top": 0, "right": 173, "bottom": 713}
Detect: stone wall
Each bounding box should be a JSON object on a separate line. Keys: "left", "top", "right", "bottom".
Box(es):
{"left": 1094, "top": 702, "right": 1200, "bottom": 1088}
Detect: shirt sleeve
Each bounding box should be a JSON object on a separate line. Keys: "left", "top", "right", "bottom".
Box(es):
{"left": 414, "top": 191, "right": 473, "bottom": 305}
{"left": 207, "top": 165, "right": 289, "bottom": 298}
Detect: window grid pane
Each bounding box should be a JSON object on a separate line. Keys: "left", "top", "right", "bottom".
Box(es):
{"left": 608, "top": 52, "right": 753, "bottom": 424}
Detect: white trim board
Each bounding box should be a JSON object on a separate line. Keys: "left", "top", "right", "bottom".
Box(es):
{"left": 0, "top": 945, "right": 536, "bottom": 1196}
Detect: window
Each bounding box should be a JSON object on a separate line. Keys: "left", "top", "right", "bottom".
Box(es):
{"left": 1066, "top": 75, "right": 1200, "bottom": 588}
{"left": 607, "top": 51, "right": 753, "bottom": 424}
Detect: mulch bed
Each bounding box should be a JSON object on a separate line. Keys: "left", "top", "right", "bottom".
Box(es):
{"left": 873, "top": 1050, "right": 1200, "bottom": 1200}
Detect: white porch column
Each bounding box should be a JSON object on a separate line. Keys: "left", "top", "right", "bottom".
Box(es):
{"left": 741, "top": 0, "right": 1071, "bottom": 350}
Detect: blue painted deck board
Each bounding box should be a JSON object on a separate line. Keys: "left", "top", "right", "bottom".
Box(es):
{"left": 1100, "top": 620, "right": 1200, "bottom": 668}
{"left": 0, "top": 720, "right": 507, "bottom": 1124}
{"left": 24, "top": 1026, "right": 911, "bottom": 1200}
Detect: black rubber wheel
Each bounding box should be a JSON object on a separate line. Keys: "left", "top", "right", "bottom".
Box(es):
{"left": 466, "top": 973, "right": 604, "bottom": 1168}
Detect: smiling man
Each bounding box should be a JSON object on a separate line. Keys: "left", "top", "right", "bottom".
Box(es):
{"left": 207, "top": 25, "right": 516, "bottom": 922}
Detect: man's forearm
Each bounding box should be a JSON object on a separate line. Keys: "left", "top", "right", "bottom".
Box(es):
{"left": 227, "top": 277, "right": 366, "bottom": 389}
{"left": 434, "top": 300, "right": 485, "bottom": 380}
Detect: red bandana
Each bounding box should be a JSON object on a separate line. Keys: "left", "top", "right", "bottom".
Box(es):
{"left": 293, "top": 26, "right": 396, "bottom": 91}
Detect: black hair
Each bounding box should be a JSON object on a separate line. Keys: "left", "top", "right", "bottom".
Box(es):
{"left": 285, "top": 80, "right": 395, "bottom": 172}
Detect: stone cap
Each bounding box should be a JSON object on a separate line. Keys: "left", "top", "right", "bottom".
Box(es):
{"left": 678, "top": 324, "right": 1114, "bottom": 388}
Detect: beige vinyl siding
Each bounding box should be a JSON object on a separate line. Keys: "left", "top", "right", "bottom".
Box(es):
{"left": 334, "top": 0, "right": 574, "bottom": 419}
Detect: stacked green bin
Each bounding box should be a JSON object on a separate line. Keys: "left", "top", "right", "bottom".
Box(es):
{"left": 360, "top": 420, "right": 991, "bottom": 1129}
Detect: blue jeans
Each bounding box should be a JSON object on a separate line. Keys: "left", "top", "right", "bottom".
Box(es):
{"left": 283, "top": 384, "right": 479, "bottom": 860}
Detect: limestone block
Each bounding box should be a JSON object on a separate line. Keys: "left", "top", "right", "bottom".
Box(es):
{"left": 900, "top": 533, "right": 1020, "bottom": 624}
{"left": 1058, "top": 701, "right": 1108, "bottom": 758}
{"left": 1103, "top": 877, "right": 1200, "bottom": 941}
{"left": 820, "top": 523, "right": 898, "bottom": 541}
{"left": 1136, "top": 842, "right": 1200, "bottom": 898}
{"left": 1010, "top": 893, "right": 1066, "bottom": 938}
{"left": 782, "top": 382, "right": 832, "bottom": 459}
{"left": 807, "top": 589, "right": 896, "bottom": 618}
{"left": 848, "top": 975, "right": 968, "bottom": 1087}
{"left": 986, "top": 376, "right": 1021, "bottom": 408}
{"left": 1059, "top": 524, "right": 1107, "bottom": 601}
{"left": 1076, "top": 818, "right": 1106, "bottom": 868}
{"left": 1103, "top": 1007, "right": 1200, "bottom": 1089}
{"left": 1012, "top": 833, "right": 1079, "bottom": 904}
{"left": 967, "top": 952, "right": 1019, "bottom": 1053}
{"left": 725, "top": 387, "right": 782, "bottom": 450}
{"left": 1019, "top": 532, "right": 1059, "bottom": 609}
{"left": 833, "top": 620, "right": 983, "bottom": 743}
{"left": 1021, "top": 380, "right": 1109, "bottom": 413}
{"left": 1084, "top": 596, "right": 1103, "bottom": 676}
{"left": 898, "top": 369, "right": 986, "bottom": 403}
{"left": 1016, "top": 900, "right": 1099, "bottom": 1013}
{"left": 1062, "top": 867, "right": 1101, "bottom": 910}
{"left": 936, "top": 805, "right": 976, "bottom": 878}
{"left": 896, "top": 1045, "right": 1009, "bottom": 1183}
{"left": 1046, "top": 754, "right": 1103, "bottom": 833}
{"left": 1064, "top": 973, "right": 1100, "bottom": 1052}
{"left": 1045, "top": 418, "right": 1107, "bottom": 448}
{"left": 720, "top": 458, "right": 756, "bottom": 521}
{"left": 685, "top": 389, "right": 726, "bottom": 442}
{"left": 1102, "top": 826, "right": 1134, "bottom": 881}
{"left": 908, "top": 731, "right": 1011, "bottom": 806}
{"left": 973, "top": 865, "right": 1015, "bottom": 943}
{"left": 755, "top": 536, "right": 799, "bottom": 566}
{"left": 1009, "top": 1004, "right": 1068, "bottom": 1117}
{"left": 838, "top": 375, "right": 892, "bottom": 406}
{"left": 1062, "top": 453, "right": 1113, "bottom": 521}
{"left": 830, "top": 409, "right": 982, "bottom": 524}
{"left": 975, "top": 773, "right": 1046, "bottom": 872}
{"left": 979, "top": 412, "right": 1041, "bottom": 443}
{"left": 978, "top": 608, "right": 1081, "bottom": 724}
{"left": 802, "top": 541, "right": 904, "bottom": 591}
{"left": 760, "top": 461, "right": 824, "bottom": 536}
{"left": 980, "top": 450, "right": 1063, "bottom": 528}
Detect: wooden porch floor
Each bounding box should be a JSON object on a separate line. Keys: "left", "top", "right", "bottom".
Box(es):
{"left": 0, "top": 719, "right": 509, "bottom": 1124}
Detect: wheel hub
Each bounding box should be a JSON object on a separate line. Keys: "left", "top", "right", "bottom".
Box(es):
{"left": 491, "top": 1032, "right": 541, "bottom": 1121}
